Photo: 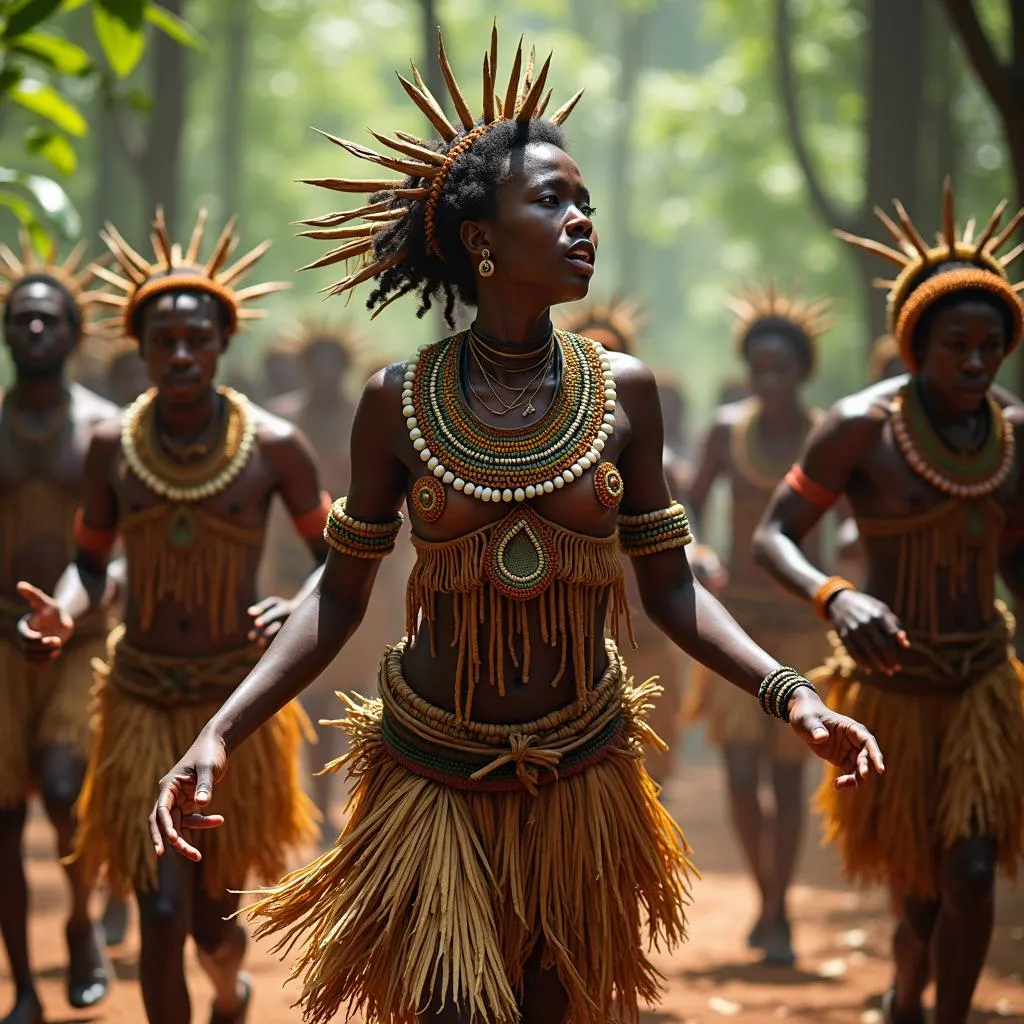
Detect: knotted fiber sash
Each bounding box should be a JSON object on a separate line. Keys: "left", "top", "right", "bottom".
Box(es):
{"left": 246, "top": 639, "right": 696, "bottom": 1024}
{"left": 813, "top": 611, "right": 1024, "bottom": 900}
{"left": 75, "top": 626, "right": 317, "bottom": 897}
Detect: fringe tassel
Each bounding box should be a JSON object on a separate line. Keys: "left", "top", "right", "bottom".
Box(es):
{"left": 858, "top": 499, "right": 1003, "bottom": 632}
{"left": 407, "top": 516, "right": 631, "bottom": 721}
{"left": 246, "top": 651, "right": 695, "bottom": 1024}
{"left": 75, "top": 634, "right": 317, "bottom": 896}
{"left": 0, "top": 479, "right": 78, "bottom": 579}
{"left": 121, "top": 504, "right": 264, "bottom": 638}
{"left": 814, "top": 655, "right": 1024, "bottom": 900}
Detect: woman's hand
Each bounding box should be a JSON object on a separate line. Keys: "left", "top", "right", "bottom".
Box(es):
{"left": 149, "top": 730, "right": 228, "bottom": 862}
{"left": 788, "top": 686, "right": 885, "bottom": 790}
{"left": 247, "top": 595, "right": 294, "bottom": 649}
{"left": 687, "top": 544, "right": 728, "bottom": 592}
{"left": 827, "top": 589, "right": 909, "bottom": 676}
{"left": 16, "top": 581, "right": 74, "bottom": 663}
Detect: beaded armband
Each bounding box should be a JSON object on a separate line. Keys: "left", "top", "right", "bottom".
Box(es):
{"left": 618, "top": 501, "right": 693, "bottom": 557}
{"left": 324, "top": 497, "right": 403, "bottom": 559}
{"left": 758, "top": 667, "right": 816, "bottom": 723}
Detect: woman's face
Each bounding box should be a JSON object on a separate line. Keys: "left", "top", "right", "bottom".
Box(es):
{"left": 469, "top": 142, "right": 597, "bottom": 308}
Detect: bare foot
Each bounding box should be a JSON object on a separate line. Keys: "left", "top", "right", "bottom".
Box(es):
{"left": 65, "top": 920, "right": 110, "bottom": 1008}
{"left": 746, "top": 911, "right": 768, "bottom": 950}
{"left": 1, "top": 990, "right": 43, "bottom": 1024}
{"left": 760, "top": 916, "right": 796, "bottom": 967}
{"left": 101, "top": 893, "right": 129, "bottom": 946}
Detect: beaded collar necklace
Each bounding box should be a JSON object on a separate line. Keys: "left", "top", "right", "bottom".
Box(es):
{"left": 891, "top": 380, "right": 1014, "bottom": 498}
{"left": 404, "top": 330, "right": 615, "bottom": 504}
{"left": 731, "top": 400, "right": 817, "bottom": 493}
{"left": 122, "top": 387, "right": 257, "bottom": 503}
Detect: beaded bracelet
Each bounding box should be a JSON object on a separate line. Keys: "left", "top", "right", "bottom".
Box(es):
{"left": 757, "top": 666, "right": 816, "bottom": 723}
{"left": 324, "top": 497, "right": 404, "bottom": 559}
{"left": 813, "top": 576, "right": 856, "bottom": 621}
{"left": 618, "top": 501, "right": 693, "bottom": 557}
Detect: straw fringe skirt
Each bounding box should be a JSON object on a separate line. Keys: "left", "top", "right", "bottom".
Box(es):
{"left": 246, "top": 640, "right": 696, "bottom": 1024}
{"left": 75, "top": 626, "right": 318, "bottom": 897}
{"left": 814, "top": 650, "right": 1024, "bottom": 901}
{"left": 0, "top": 629, "right": 105, "bottom": 808}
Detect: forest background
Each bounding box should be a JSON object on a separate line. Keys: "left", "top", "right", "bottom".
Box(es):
{"left": 0, "top": 0, "right": 1020, "bottom": 428}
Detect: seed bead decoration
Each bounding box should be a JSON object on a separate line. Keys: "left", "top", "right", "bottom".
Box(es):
{"left": 618, "top": 501, "right": 693, "bottom": 557}
{"left": 404, "top": 330, "right": 616, "bottom": 504}
{"left": 892, "top": 384, "right": 1015, "bottom": 498}
{"left": 758, "top": 667, "right": 815, "bottom": 722}
{"left": 483, "top": 506, "right": 558, "bottom": 602}
{"left": 121, "top": 387, "right": 256, "bottom": 503}
{"left": 411, "top": 475, "right": 446, "bottom": 523}
{"left": 324, "top": 496, "right": 404, "bottom": 559}
{"left": 593, "top": 460, "right": 624, "bottom": 509}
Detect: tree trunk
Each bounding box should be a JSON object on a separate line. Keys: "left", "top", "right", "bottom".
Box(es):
{"left": 220, "top": 0, "right": 249, "bottom": 217}
{"left": 142, "top": 0, "right": 187, "bottom": 233}
{"left": 610, "top": 8, "right": 650, "bottom": 295}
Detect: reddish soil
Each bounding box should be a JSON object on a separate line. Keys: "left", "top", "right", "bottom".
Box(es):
{"left": 5, "top": 730, "right": 1023, "bottom": 1023}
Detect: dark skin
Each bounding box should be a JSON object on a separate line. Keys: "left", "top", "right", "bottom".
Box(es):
{"left": 17, "top": 291, "right": 330, "bottom": 1024}
{"left": 687, "top": 331, "right": 820, "bottom": 960}
{"left": 147, "top": 144, "right": 882, "bottom": 1024}
{"left": 268, "top": 341, "right": 356, "bottom": 827}
{"left": 753, "top": 300, "right": 1024, "bottom": 1024}
{"left": 0, "top": 280, "right": 118, "bottom": 1024}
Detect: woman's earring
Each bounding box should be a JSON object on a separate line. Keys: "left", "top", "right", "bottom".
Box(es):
{"left": 478, "top": 248, "right": 495, "bottom": 278}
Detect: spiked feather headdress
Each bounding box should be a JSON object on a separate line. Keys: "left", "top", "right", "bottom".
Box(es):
{"left": 92, "top": 207, "right": 289, "bottom": 340}
{"left": 557, "top": 294, "right": 646, "bottom": 355}
{"left": 726, "top": 280, "right": 835, "bottom": 374}
{"left": 298, "top": 24, "right": 584, "bottom": 306}
{"left": 0, "top": 231, "right": 103, "bottom": 334}
{"left": 278, "top": 317, "right": 366, "bottom": 364}
{"left": 836, "top": 179, "right": 1024, "bottom": 369}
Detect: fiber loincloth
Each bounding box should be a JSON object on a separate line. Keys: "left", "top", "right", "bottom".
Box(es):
{"left": 75, "top": 625, "right": 318, "bottom": 897}
{"left": 0, "top": 597, "right": 108, "bottom": 808}
{"left": 246, "top": 638, "right": 696, "bottom": 1024}
{"left": 813, "top": 610, "right": 1024, "bottom": 900}
{"left": 683, "top": 584, "right": 827, "bottom": 762}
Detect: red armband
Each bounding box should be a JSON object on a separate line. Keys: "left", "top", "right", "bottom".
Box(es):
{"left": 292, "top": 490, "right": 332, "bottom": 540}
{"left": 73, "top": 508, "right": 119, "bottom": 554}
{"left": 784, "top": 464, "right": 839, "bottom": 512}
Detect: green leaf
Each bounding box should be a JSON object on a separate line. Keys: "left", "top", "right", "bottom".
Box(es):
{"left": 145, "top": 3, "right": 201, "bottom": 48}
{"left": 12, "top": 30, "right": 92, "bottom": 74}
{"left": 9, "top": 79, "right": 87, "bottom": 135}
{"left": 26, "top": 126, "right": 77, "bottom": 174}
{"left": 0, "top": 167, "right": 79, "bottom": 245}
{"left": 92, "top": 0, "right": 144, "bottom": 77}
{"left": 59, "top": 0, "right": 90, "bottom": 11}
{"left": 0, "top": 66, "right": 24, "bottom": 95}
{"left": 2, "top": 0, "right": 63, "bottom": 40}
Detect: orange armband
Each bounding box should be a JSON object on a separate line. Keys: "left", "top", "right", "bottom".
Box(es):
{"left": 73, "top": 508, "right": 119, "bottom": 554}
{"left": 292, "top": 490, "right": 332, "bottom": 540}
{"left": 784, "top": 464, "right": 838, "bottom": 512}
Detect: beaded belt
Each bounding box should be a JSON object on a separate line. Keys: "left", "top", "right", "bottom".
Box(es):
{"left": 378, "top": 639, "right": 628, "bottom": 794}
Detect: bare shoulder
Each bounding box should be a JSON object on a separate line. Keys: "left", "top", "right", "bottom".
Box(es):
{"left": 991, "top": 382, "right": 1024, "bottom": 412}
{"left": 85, "top": 411, "right": 124, "bottom": 469}
{"left": 360, "top": 358, "right": 410, "bottom": 423}
{"left": 265, "top": 389, "right": 304, "bottom": 422}
{"left": 813, "top": 377, "right": 899, "bottom": 451}
{"left": 605, "top": 349, "right": 655, "bottom": 402}
{"left": 249, "top": 402, "right": 316, "bottom": 467}
{"left": 70, "top": 382, "right": 119, "bottom": 424}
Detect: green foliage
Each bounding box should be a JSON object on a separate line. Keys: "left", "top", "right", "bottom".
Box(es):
{"left": 0, "top": 0, "right": 199, "bottom": 239}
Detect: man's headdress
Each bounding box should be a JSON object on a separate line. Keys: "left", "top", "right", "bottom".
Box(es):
{"left": 0, "top": 231, "right": 102, "bottom": 334}
{"left": 298, "top": 23, "right": 583, "bottom": 307}
{"left": 726, "top": 280, "right": 835, "bottom": 375}
{"left": 278, "top": 318, "right": 366, "bottom": 365}
{"left": 837, "top": 179, "right": 1024, "bottom": 370}
{"left": 557, "top": 295, "right": 645, "bottom": 355}
{"left": 92, "top": 207, "right": 288, "bottom": 340}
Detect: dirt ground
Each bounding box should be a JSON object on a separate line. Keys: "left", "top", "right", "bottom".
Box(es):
{"left": 4, "top": 729, "right": 1023, "bottom": 1024}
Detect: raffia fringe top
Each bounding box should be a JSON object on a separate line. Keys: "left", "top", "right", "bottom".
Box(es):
{"left": 406, "top": 506, "right": 633, "bottom": 722}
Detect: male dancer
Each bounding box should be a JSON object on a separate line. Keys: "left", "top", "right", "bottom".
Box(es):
{"left": 17, "top": 210, "right": 323, "bottom": 1024}
{"left": 687, "top": 283, "right": 834, "bottom": 963}
{"left": 754, "top": 186, "right": 1024, "bottom": 1024}
{"left": 0, "top": 238, "right": 114, "bottom": 1022}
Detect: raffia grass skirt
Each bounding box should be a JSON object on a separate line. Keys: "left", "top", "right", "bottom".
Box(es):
{"left": 246, "top": 639, "right": 696, "bottom": 1024}
{"left": 0, "top": 628, "right": 105, "bottom": 808}
{"left": 813, "top": 643, "right": 1024, "bottom": 901}
{"left": 75, "top": 626, "right": 318, "bottom": 897}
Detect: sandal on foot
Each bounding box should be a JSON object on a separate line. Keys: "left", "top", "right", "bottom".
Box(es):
{"left": 210, "top": 972, "right": 252, "bottom": 1024}
{"left": 66, "top": 921, "right": 110, "bottom": 1009}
